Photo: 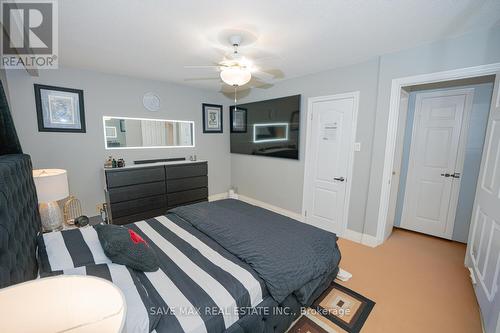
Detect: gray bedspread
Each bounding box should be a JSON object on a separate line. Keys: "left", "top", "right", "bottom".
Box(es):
{"left": 168, "top": 199, "right": 341, "bottom": 304}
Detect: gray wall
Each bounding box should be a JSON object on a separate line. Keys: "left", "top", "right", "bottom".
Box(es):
{"left": 6, "top": 68, "right": 230, "bottom": 215}
{"left": 365, "top": 26, "right": 500, "bottom": 236}
{"left": 231, "top": 58, "right": 380, "bottom": 233}
{"left": 229, "top": 26, "right": 500, "bottom": 236}
{"left": 393, "top": 83, "right": 493, "bottom": 243}
{"left": 6, "top": 26, "right": 500, "bottom": 238}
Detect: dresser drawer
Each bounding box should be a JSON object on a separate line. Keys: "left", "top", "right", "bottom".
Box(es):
{"left": 167, "top": 187, "right": 208, "bottom": 207}
{"left": 107, "top": 181, "right": 166, "bottom": 203}
{"left": 166, "top": 163, "right": 207, "bottom": 180}
{"left": 112, "top": 208, "right": 167, "bottom": 225}
{"left": 110, "top": 194, "right": 167, "bottom": 218}
{"left": 166, "top": 176, "right": 208, "bottom": 193}
{"left": 106, "top": 166, "right": 165, "bottom": 188}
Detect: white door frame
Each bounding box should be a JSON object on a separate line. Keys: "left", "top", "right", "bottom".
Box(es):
{"left": 302, "top": 91, "right": 360, "bottom": 237}
{"left": 400, "top": 88, "right": 474, "bottom": 239}
{"left": 376, "top": 62, "right": 500, "bottom": 245}
{"left": 385, "top": 89, "right": 410, "bottom": 238}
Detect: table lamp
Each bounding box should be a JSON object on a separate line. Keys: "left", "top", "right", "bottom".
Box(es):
{"left": 33, "top": 169, "right": 69, "bottom": 232}
{"left": 0, "top": 275, "right": 126, "bottom": 333}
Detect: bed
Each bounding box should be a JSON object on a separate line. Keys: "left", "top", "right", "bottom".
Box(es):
{"left": 36, "top": 199, "right": 341, "bottom": 333}
{"left": 0, "top": 97, "right": 341, "bottom": 333}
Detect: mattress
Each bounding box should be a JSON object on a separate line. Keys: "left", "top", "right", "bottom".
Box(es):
{"left": 37, "top": 201, "right": 341, "bottom": 333}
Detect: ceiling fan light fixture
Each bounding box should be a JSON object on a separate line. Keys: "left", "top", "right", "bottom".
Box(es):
{"left": 220, "top": 67, "right": 251, "bottom": 86}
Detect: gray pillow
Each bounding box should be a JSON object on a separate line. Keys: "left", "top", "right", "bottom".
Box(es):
{"left": 94, "top": 224, "right": 159, "bottom": 272}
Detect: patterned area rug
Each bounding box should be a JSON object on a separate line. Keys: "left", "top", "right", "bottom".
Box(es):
{"left": 288, "top": 282, "right": 375, "bottom": 333}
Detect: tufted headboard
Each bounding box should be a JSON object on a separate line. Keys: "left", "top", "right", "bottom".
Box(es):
{"left": 0, "top": 78, "right": 42, "bottom": 288}
{"left": 0, "top": 154, "right": 42, "bottom": 288}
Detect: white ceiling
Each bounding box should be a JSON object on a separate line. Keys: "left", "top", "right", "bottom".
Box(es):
{"left": 59, "top": 0, "right": 500, "bottom": 92}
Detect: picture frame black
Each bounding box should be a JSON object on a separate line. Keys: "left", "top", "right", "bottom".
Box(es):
{"left": 34, "top": 84, "right": 86, "bottom": 133}
{"left": 119, "top": 119, "right": 126, "bottom": 132}
{"left": 230, "top": 105, "right": 247, "bottom": 133}
{"left": 202, "top": 103, "right": 223, "bottom": 133}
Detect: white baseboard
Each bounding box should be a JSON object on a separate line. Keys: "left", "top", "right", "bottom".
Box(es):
{"left": 342, "top": 228, "right": 379, "bottom": 247}
{"left": 208, "top": 192, "right": 228, "bottom": 202}
{"left": 237, "top": 194, "right": 305, "bottom": 222}
{"left": 343, "top": 228, "right": 363, "bottom": 242}
{"left": 361, "top": 233, "right": 380, "bottom": 247}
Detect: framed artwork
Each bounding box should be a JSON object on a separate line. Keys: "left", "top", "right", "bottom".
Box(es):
{"left": 230, "top": 106, "right": 247, "bottom": 133}
{"left": 202, "top": 103, "right": 223, "bottom": 133}
{"left": 119, "top": 119, "right": 126, "bottom": 132}
{"left": 34, "top": 84, "right": 86, "bottom": 133}
{"left": 105, "top": 126, "right": 117, "bottom": 138}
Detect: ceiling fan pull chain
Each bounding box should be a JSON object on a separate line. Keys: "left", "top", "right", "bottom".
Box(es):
{"left": 234, "top": 86, "right": 238, "bottom": 110}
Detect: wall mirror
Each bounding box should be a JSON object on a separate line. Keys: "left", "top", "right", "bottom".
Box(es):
{"left": 103, "top": 116, "right": 195, "bottom": 149}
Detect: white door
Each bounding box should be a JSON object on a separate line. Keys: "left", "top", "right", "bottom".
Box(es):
{"left": 385, "top": 90, "right": 410, "bottom": 239}
{"left": 401, "top": 89, "right": 474, "bottom": 238}
{"left": 466, "top": 72, "right": 500, "bottom": 333}
{"left": 303, "top": 93, "right": 358, "bottom": 235}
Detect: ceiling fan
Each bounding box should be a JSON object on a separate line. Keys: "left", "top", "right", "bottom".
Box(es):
{"left": 184, "top": 35, "right": 283, "bottom": 96}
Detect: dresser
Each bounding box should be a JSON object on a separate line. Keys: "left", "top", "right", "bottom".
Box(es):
{"left": 104, "top": 160, "right": 208, "bottom": 225}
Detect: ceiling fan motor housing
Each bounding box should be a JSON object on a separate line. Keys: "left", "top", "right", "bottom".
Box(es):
{"left": 229, "top": 35, "right": 242, "bottom": 47}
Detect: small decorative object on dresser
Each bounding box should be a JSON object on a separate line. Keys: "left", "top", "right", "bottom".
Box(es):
{"left": 34, "top": 84, "right": 86, "bottom": 133}
{"left": 63, "top": 195, "right": 82, "bottom": 225}
{"left": 32, "top": 169, "right": 69, "bottom": 232}
{"left": 202, "top": 103, "right": 223, "bottom": 133}
{"left": 104, "top": 156, "right": 113, "bottom": 168}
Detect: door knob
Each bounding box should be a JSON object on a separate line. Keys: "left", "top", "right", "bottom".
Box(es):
{"left": 451, "top": 172, "right": 461, "bottom": 179}
{"left": 334, "top": 177, "right": 345, "bottom": 182}
{"left": 441, "top": 173, "right": 451, "bottom": 178}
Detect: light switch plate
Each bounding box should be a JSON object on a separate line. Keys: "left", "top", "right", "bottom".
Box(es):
{"left": 354, "top": 142, "right": 361, "bottom": 151}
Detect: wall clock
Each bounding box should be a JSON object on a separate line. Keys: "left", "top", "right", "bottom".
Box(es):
{"left": 143, "top": 92, "right": 160, "bottom": 112}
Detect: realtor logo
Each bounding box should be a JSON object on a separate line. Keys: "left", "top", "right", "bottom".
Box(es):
{"left": 1, "top": 0, "right": 58, "bottom": 69}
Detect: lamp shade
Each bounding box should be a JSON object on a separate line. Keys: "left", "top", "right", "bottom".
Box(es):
{"left": 0, "top": 275, "right": 126, "bottom": 333}
{"left": 220, "top": 67, "right": 251, "bottom": 86}
{"left": 33, "top": 169, "right": 69, "bottom": 203}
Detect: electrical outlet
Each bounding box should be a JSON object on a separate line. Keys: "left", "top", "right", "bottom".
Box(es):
{"left": 354, "top": 142, "right": 361, "bottom": 151}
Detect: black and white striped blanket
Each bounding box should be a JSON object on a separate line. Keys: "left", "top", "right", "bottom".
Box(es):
{"left": 37, "top": 215, "right": 268, "bottom": 333}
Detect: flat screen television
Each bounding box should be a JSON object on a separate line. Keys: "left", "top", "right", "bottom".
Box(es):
{"left": 230, "top": 94, "right": 300, "bottom": 160}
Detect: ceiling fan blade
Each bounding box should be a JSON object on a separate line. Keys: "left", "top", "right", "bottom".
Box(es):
{"left": 184, "top": 77, "right": 221, "bottom": 82}
{"left": 253, "top": 68, "right": 284, "bottom": 80}
{"left": 261, "top": 68, "right": 285, "bottom": 79}
{"left": 252, "top": 71, "right": 274, "bottom": 82}
{"left": 248, "top": 77, "right": 273, "bottom": 89}
{"left": 184, "top": 65, "right": 220, "bottom": 69}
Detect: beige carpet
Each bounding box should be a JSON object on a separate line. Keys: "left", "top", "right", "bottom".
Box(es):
{"left": 336, "top": 228, "right": 482, "bottom": 333}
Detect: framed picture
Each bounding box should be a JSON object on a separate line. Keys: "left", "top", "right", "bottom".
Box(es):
{"left": 230, "top": 106, "right": 247, "bottom": 133}
{"left": 119, "top": 119, "right": 126, "bottom": 132}
{"left": 202, "top": 103, "right": 223, "bottom": 133}
{"left": 105, "top": 126, "right": 117, "bottom": 138}
{"left": 34, "top": 84, "right": 86, "bottom": 133}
